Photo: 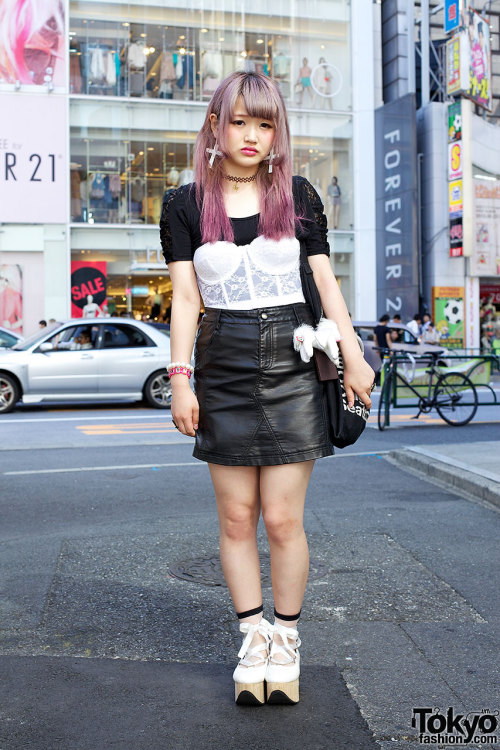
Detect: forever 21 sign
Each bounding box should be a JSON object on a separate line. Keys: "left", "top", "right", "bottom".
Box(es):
{"left": 0, "top": 94, "right": 67, "bottom": 224}
{"left": 2, "top": 147, "right": 57, "bottom": 183}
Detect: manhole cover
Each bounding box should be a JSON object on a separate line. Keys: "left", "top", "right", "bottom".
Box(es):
{"left": 169, "top": 554, "right": 328, "bottom": 587}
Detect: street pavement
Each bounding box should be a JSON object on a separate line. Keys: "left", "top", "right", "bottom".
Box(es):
{"left": 0, "top": 403, "right": 499, "bottom": 750}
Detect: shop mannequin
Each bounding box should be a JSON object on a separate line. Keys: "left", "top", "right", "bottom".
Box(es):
{"left": 145, "top": 287, "right": 162, "bottom": 319}
{"left": 167, "top": 167, "right": 180, "bottom": 187}
{"left": 314, "top": 58, "right": 334, "bottom": 111}
{"left": 82, "top": 294, "right": 103, "bottom": 318}
{"left": 327, "top": 176, "right": 341, "bottom": 229}
{"left": 178, "top": 169, "right": 194, "bottom": 186}
{"left": 296, "top": 58, "right": 315, "bottom": 107}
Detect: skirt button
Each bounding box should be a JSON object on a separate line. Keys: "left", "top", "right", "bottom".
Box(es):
{"left": 261, "top": 313, "right": 268, "bottom": 320}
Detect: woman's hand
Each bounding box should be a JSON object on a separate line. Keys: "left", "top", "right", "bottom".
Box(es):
{"left": 343, "top": 356, "right": 375, "bottom": 410}
{"left": 171, "top": 383, "right": 199, "bottom": 437}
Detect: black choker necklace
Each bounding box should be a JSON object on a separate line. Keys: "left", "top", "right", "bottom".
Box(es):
{"left": 223, "top": 172, "right": 258, "bottom": 191}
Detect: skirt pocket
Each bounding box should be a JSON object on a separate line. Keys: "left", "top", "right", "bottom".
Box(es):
{"left": 194, "top": 312, "right": 221, "bottom": 370}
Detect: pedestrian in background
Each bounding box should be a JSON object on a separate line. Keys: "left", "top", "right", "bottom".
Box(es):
{"left": 373, "top": 314, "right": 393, "bottom": 354}
{"left": 422, "top": 321, "right": 441, "bottom": 345}
{"left": 407, "top": 313, "right": 422, "bottom": 339}
{"left": 160, "top": 71, "right": 374, "bottom": 706}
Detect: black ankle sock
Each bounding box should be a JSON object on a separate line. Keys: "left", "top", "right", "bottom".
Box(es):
{"left": 236, "top": 604, "right": 263, "bottom": 620}
{"left": 274, "top": 608, "right": 301, "bottom": 622}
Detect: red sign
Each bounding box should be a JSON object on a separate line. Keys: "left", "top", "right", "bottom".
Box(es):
{"left": 450, "top": 245, "right": 463, "bottom": 257}
{"left": 480, "top": 281, "right": 500, "bottom": 305}
{"left": 71, "top": 262, "right": 107, "bottom": 317}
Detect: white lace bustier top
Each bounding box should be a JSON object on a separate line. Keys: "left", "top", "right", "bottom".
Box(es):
{"left": 193, "top": 235, "right": 305, "bottom": 310}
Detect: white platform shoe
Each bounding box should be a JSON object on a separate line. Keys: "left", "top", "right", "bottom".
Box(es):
{"left": 233, "top": 617, "right": 272, "bottom": 705}
{"left": 265, "top": 622, "right": 301, "bottom": 704}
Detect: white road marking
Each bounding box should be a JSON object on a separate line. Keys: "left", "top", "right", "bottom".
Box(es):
{"left": 3, "top": 450, "right": 393, "bottom": 476}
{"left": 0, "top": 414, "right": 171, "bottom": 424}
{"left": 4, "top": 461, "right": 203, "bottom": 475}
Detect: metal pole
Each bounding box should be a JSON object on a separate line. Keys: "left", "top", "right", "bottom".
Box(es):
{"left": 421, "top": 0, "right": 430, "bottom": 106}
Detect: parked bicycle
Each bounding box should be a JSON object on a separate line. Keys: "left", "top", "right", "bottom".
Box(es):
{"left": 376, "top": 349, "right": 478, "bottom": 430}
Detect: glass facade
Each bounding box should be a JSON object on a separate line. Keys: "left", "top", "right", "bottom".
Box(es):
{"left": 69, "top": 0, "right": 355, "bottom": 316}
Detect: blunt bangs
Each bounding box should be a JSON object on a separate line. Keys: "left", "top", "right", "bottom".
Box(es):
{"left": 238, "top": 76, "right": 279, "bottom": 123}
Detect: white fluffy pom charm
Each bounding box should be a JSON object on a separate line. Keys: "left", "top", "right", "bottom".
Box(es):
{"left": 313, "top": 318, "right": 342, "bottom": 365}
{"left": 292, "top": 324, "right": 316, "bottom": 363}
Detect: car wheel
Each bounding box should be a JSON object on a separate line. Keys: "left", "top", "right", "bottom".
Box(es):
{"left": 0, "top": 373, "right": 19, "bottom": 414}
{"left": 143, "top": 370, "right": 172, "bottom": 409}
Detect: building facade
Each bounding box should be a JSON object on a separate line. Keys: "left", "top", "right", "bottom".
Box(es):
{"left": 0, "top": 0, "right": 380, "bottom": 335}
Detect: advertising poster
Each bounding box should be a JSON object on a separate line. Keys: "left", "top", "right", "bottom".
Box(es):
{"left": 450, "top": 216, "right": 463, "bottom": 257}
{"left": 449, "top": 179, "right": 463, "bottom": 216}
{"left": 446, "top": 36, "right": 463, "bottom": 94}
{"left": 448, "top": 141, "right": 462, "bottom": 180}
{"left": 471, "top": 179, "right": 500, "bottom": 277}
{"left": 445, "top": 0, "right": 460, "bottom": 33}
{"left": 0, "top": 93, "right": 68, "bottom": 223}
{"left": 446, "top": 11, "right": 492, "bottom": 110}
{"left": 71, "top": 262, "right": 107, "bottom": 318}
{"left": 0, "top": 263, "right": 23, "bottom": 335}
{"left": 0, "top": 0, "right": 67, "bottom": 92}
{"left": 448, "top": 100, "right": 462, "bottom": 142}
{"left": 432, "top": 286, "right": 465, "bottom": 348}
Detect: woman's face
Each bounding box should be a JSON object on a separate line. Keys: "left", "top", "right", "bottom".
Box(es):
{"left": 213, "top": 96, "right": 275, "bottom": 174}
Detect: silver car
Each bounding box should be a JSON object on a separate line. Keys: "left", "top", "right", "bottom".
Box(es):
{"left": 0, "top": 326, "right": 23, "bottom": 349}
{"left": 353, "top": 321, "right": 448, "bottom": 374}
{"left": 0, "top": 318, "right": 173, "bottom": 414}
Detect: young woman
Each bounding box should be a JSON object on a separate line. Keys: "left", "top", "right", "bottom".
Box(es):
{"left": 160, "top": 72, "right": 374, "bottom": 706}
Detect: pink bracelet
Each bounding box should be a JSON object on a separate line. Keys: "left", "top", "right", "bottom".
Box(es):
{"left": 167, "top": 362, "right": 193, "bottom": 379}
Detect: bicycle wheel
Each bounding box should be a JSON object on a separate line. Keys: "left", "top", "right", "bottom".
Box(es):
{"left": 378, "top": 373, "right": 392, "bottom": 431}
{"left": 434, "top": 372, "right": 478, "bottom": 426}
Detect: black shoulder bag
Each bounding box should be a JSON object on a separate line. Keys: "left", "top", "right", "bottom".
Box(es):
{"left": 299, "top": 245, "right": 370, "bottom": 449}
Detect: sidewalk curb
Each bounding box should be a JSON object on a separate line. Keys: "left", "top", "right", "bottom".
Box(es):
{"left": 387, "top": 449, "right": 500, "bottom": 510}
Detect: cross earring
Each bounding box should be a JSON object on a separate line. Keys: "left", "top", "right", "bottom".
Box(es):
{"left": 206, "top": 141, "right": 223, "bottom": 168}
{"left": 264, "top": 148, "right": 278, "bottom": 174}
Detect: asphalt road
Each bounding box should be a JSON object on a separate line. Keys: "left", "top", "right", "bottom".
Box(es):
{"left": 1, "top": 401, "right": 499, "bottom": 750}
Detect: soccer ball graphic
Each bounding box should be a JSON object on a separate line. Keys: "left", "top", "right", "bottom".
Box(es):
{"left": 444, "top": 299, "right": 463, "bottom": 325}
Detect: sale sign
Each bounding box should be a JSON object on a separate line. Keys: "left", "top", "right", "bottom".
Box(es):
{"left": 71, "top": 262, "right": 107, "bottom": 317}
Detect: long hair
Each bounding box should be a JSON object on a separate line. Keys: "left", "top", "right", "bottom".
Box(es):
{"left": 194, "top": 72, "right": 296, "bottom": 244}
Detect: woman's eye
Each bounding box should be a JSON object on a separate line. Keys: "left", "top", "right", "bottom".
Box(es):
{"left": 232, "top": 120, "right": 245, "bottom": 125}
{"left": 260, "top": 123, "right": 273, "bottom": 129}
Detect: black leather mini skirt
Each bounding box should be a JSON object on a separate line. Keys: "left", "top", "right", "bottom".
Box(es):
{"left": 192, "top": 303, "right": 333, "bottom": 466}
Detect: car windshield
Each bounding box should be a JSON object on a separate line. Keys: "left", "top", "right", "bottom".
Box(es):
{"left": 11, "top": 324, "right": 60, "bottom": 351}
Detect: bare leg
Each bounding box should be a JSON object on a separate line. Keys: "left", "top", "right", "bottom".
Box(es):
{"left": 260, "top": 460, "right": 314, "bottom": 627}
{"left": 209, "top": 463, "right": 267, "bottom": 682}
{"left": 209, "top": 463, "right": 262, "bottom": 618}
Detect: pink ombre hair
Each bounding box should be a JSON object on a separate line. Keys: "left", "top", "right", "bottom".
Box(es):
{"left": 0, "top": 0, "right": 64, "bottom": 84}
{"left": 194, "top": 72, "right": 297, "bottom": 244}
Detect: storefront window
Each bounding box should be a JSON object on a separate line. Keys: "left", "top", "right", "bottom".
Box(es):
{"left": 70, "top": 99, "right": 354, "bottom": 228}
{"left": 69, "top": 2, "right": 352, "bottom": 111}
{"left": 69, "top": 0, "right": 354, "bottom": 314}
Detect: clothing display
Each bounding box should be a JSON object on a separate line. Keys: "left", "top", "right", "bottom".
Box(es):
{"left": 90, "top": 172, "right": 106, "bottom": 199}
{"left": 128, "top": 41, "right": 146, "bottom": 69}
{"left": 130, "top": 176, "right": 145, "bottom": 203}
{"left": 108, "top": 173, "right": 121, "bottom": 199}
{"left": 160, "top": 51, "right": 176, "bottom": 82}
{"left": 70, "top": 170, "right": 82, "bottom": 219}
{"left": 69, "top": 49, "right": 82, "bottom": 93}
{"left": 87, "top": 47, "right": 117, "bottom": 86}
{"left": 160, "top": 176, "right": 333, "bottom": 465}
